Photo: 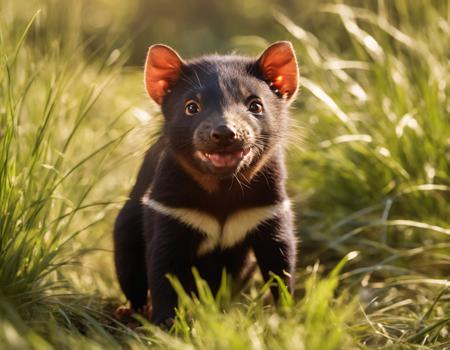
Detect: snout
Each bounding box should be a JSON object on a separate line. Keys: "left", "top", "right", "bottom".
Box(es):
{"left": 210, "top": 124, "right": 236, "bottom": 147}
{"left": 193, "top": 123, "right": 253, "bottom": 175}
{"left": 192, "top": 119, "right": 256, "bottom": 177}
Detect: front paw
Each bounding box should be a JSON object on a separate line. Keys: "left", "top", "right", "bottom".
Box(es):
{"left": 151, "top": 315, "right": 175, "bottom": 329}
{"left": 114, "top": 305, "right": 134, "bottom": 321}
{"left": 114, "top": 304, "right": 152, "bottom": 328}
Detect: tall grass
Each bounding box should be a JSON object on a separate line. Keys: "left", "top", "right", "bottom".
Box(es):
{"left": 0, "top": 0, "right": 449, "bottom": 349}
{"left": 0, "top": 5, "right": 145, "bottom": 347}
{"left": 281, "top": 0, "right": 450, "bottom": 347}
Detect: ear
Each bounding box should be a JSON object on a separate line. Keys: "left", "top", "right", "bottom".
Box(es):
{"left": 144, "top": 44, "right": 183, "bottom": 105}
{"left": 257, "top": 41, "right": 299, "bottom": 99}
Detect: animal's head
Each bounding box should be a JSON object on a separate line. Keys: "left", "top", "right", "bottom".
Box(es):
{"left": 144, "top": 42, "right": 299, "bottom": 180}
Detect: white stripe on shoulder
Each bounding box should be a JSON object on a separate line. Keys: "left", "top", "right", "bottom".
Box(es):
{"left": 221, "top": 199, "right": 291, "bottom": 250}
{"left": 142, "top": 196, "right": 291, "bottom": 255}
{"left": 142, "top": 197, "right": 221, "bottom": 240}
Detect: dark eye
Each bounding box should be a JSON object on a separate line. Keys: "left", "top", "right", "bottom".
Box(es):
{"left": 247, "top": 99, "right": 264, "bottom": 115}
{"left": 185, "top": 100, "right": 201, "bottom": 116}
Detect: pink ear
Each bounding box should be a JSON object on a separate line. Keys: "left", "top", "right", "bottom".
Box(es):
{"left": 258, "top": 41, "right": 299, "bottom": 99}
{"left": 144, "top": 44, "right": 183, "bottom": 105}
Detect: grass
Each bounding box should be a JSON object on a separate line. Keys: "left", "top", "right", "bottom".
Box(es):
{"left": 0, "top": 0, "right": 449, "bottom": 349}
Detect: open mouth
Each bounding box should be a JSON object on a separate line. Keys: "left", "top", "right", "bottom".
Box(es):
{"left": 197, "top": 148, "right": 251, "bottom": 169}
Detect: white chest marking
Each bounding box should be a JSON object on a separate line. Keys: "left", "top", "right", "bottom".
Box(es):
{"left": 143, "top": 198, "right": 291, "bottom": 255}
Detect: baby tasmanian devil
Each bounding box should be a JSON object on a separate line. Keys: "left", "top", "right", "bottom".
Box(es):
{"left": 114, "top": 41, "right": 299, "bottom": 326}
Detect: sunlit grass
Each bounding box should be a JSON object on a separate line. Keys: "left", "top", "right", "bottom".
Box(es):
{"left": 0, "top": 5, "right": 147, "bottom": 348}
{"left": 281, "top": 0, "right": 449, "bottom": 347}
{"left": 0, "top": 0, "right": 449, "bottom": 349}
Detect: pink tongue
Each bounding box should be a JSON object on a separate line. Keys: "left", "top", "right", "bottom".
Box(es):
{"left": 210, "top": 151, "right": 243, "bottom": 167}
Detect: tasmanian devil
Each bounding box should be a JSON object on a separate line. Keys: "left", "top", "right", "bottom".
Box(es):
{"left": 113, "top": 41, "right": 299, "bottom": 326}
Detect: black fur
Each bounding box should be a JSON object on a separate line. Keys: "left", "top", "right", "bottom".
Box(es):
{"left": 114, "top": 48, "right": 297, "bottom": 326}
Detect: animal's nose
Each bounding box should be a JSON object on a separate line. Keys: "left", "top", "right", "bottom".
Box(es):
{"left": 210, "top": 125, "right": 236, "bottom": 146}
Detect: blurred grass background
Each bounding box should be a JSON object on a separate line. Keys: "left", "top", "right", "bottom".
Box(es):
{"left": 0, "top": 0, "right": 449, "bottom": 349}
